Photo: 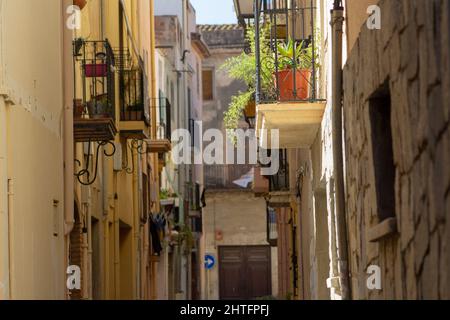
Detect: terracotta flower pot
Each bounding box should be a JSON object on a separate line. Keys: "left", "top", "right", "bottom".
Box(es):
{"left": 73, "top": 99, "right": 84, "bottom": 118}
{"left": 274, "top": 68, "right": 311, "bottom": 101}
{"left": 73, "top": 0, "right": 87, "bottom": 10}
{"left": 244, "top": 99, "right": 256, "bottom": 118}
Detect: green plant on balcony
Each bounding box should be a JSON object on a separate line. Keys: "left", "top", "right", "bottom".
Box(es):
{"left": 87, "top": 93, "right": 111, "bottom": 118}
{"left": 160, "top": 188, "right": 171, "bottom": 200}
{"left": 275, "top": 31, "right": 321, "bottom": 101}
{"left": 277, "top": 38, "right": 320, "bottom": 70}
{"left": 171, "top": 223, "right": 195, "bottom": 253}
{"left": 221, "top": 24, "right": 274, "bottom": 132}
{"left": 160, "top": 188, "right": 177, "bottom": 200}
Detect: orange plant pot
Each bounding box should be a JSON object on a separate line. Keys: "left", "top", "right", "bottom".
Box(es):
{"left": 244, "top": 99, "right": 256, "bottom": 118}
{"left": 74, "top": 0, "right": 87, "bottom": 10}
{"left": 274, "top": 69, "right": 311, "bottom": 101}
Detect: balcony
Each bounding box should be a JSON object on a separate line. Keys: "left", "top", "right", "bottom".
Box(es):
{"left": 253, "top": 166, "right": 269, "bottom": 196}
{"left": 73, "top": 39, "right": 117, "bottom": 142}
{"left": 146, "top": 97, "right": 172, "bottom": 154}
{"left": 186, "top": 182, "right": 202, "bottom": 217}
{"left": 264, "top": 149, "right": 291, "bottom": 206}
{"left": 119, "top": 60, "right": 150, "bottom": 139}
{"left": 236, "top": 0, "right": 326, "bottom": 149}
{"left": 204, "top": 164, "right": 254, "bottom": 190}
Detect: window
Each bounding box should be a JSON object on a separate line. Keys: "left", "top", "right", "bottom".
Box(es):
{"left": 267, "top": 206, "right": 278, "bottom": 246}
{"left": 202, "top": 69, "right": 214, "bottom": 101}
{"left": 369, "top": 82, "right": 395, "bottom": 221}
{"left": 197, "top": 62, "right": 200, "bottom": 96}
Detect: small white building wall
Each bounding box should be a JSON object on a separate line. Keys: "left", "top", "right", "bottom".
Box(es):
{"left": 154, "top": 0, "right": 183, "bottom": 26}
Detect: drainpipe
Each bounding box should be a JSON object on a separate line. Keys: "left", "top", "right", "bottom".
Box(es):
{"left": 85, "top": 190, "right": 92, "bottom": 299}
{"left": 137, "top": 154, "right": 144, "bottom": 300}
{"left": 63, "top": 0, "right": 75, "bottom": 237}
{"left": 132, "top": 147, "right": 141, "bottom": 299}
{"left": 6, "top": 179, "right": 14, "bottom": 298}
{"left": 180, "top": 0, "right": 189, "bottom": 300}
{"left": 62, "top": 0, "right": 75, "bottom": 299}
{"left": 0, "top": 98, "right": 9, "bottom": 300}
{"left": 149, "top": 0, "right": 157, "bottom": 140}
{"left": 331, "top": 2, "right": 351, "bottom": 300}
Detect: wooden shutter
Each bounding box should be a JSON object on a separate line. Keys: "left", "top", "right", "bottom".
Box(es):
{"left": 202, "top": 69, "right": 213, "bottom": 101}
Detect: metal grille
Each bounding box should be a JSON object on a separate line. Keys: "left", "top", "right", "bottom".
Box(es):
{"left": 73, "top": 39, "right": 116, "bottom": 120}
{"left": 254, "top": 0, "right": 324, "bottom": 104}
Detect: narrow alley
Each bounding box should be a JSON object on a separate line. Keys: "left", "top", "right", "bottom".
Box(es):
{"left": 0, "top": 0, "right": 449, "bottom": 304}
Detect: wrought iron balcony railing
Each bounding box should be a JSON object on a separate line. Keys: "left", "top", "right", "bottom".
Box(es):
{"left": 186, "top": 182, "right": 202, "bottom": 212}
{"left": 205, "top": 164, "right": 254, "bottom": 190}
{"left": 156, "top": 97, "right": 172, "bottom": 141}
{"left": 73, "top": 39, "right": 116, "bottom": 120}
{"left": 262, "top": 149, "right": 290, "bottom": 192}
{"left": 254, "top": 0, "right": 322, "bottom": 104}
{"left": 73, "top": 39, "right": 117, "bottom": 142}
{"left": 120, "top": 64, "right": 149, "bottom": 124}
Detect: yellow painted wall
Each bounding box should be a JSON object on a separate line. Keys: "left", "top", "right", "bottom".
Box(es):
{"left": 72, "top": 0, "right": 157, "bottom": 301}
{"left": 0, "top": 0, "right": 158, "bottom": 300}
{"left": 0, "top": 0, "right": 66, "bottom": 299}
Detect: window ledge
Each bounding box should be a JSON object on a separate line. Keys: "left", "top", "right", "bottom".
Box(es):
{"left": 368, "top": 217, "right": 398, "bottom": 243}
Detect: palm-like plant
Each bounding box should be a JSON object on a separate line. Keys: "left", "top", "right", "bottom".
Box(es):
{"left": 277, "top": 38, "right": 319, "bottom": 70}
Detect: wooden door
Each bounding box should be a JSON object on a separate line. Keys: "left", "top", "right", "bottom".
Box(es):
{"left": 219, "top": 246, "right": 271, "bottom": 300}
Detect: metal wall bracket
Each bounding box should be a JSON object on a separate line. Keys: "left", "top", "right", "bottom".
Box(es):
{"left": 74, "top": 140, "right": 116, "bottom": 186}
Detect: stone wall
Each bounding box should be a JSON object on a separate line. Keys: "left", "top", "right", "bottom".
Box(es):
{"left": 343, "top": 0, "right": 450, "bottom": 299}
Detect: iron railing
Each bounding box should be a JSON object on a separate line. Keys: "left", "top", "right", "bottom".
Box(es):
{"left": 73, "top": 39, "right": 116, "bottom": 120}
{"left": 120, "top": 65, "right": 149, "bottom": 124}
{"left": 266, "top": 149, "right": 290, "bottom": 191}
{"left": 120, "top": 68, "right": 148, "bottom": 122}
{"left": 186, "top": 182, "right": 202, "bottom": 212}
{"left": 155, "top": 96, "right": 172, "bottom": 141}
{"left": 204, "top": 164, "right": 254, "bottom": 190}
{"left": 254, "top": 0, "right": 322, "bottom": 104}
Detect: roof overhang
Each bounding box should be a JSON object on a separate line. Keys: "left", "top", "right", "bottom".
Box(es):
{"left": 191, "top": 32, "right": 211, "bottom": 58}
{"left": 234, "top": 0, "right": 254, "bottom": 21}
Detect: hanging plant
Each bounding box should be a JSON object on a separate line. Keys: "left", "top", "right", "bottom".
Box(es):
{"left": 220, "top": 24, "right": 274, "bottom": 133}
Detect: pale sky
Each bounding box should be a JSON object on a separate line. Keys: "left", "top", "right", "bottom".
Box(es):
{"left": 190, "top": 0, "right": 238, "bottom": 25}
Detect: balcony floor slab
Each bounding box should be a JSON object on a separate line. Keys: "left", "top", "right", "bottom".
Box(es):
{"left": 256, "top": 101, "right": 326, "bottom": 149}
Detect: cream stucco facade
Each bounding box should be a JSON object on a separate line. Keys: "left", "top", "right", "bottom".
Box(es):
{"left": 0, "top": 0, "right": 67, "bottom": 299}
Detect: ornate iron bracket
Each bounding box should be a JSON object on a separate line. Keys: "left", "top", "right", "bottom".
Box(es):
{"left": 75, "top": 140, "right": 116, "bottom": 186}
{"left": 121, "top": 139, "right": 147, "bottom": 174}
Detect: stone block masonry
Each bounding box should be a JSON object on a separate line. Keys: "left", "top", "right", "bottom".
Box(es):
{"left": 343, "top": 0, "right": 450, "bottom": 300}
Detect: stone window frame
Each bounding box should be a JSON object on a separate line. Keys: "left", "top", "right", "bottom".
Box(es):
{"left": 366, "top": 81, "right": 398, "bottom": 243}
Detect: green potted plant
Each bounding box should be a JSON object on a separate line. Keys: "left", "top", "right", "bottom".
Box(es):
{"left": 275, "top": 36, "right": 319, "bottom": 101}
{"left": 221, "top": 24, "right": 274, "bottom": 132}
{"left": 87, "top": 93, "right": 111, "bottom": 119}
